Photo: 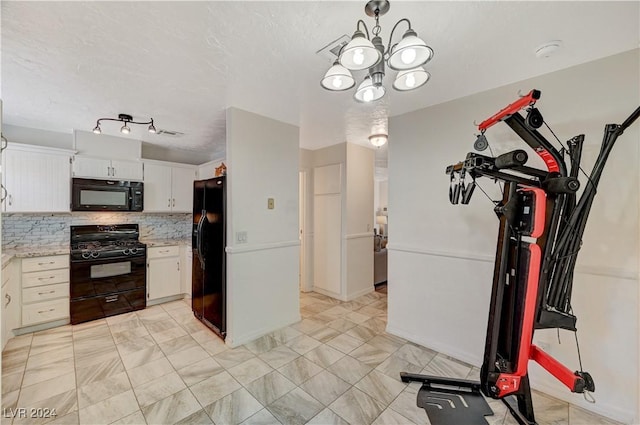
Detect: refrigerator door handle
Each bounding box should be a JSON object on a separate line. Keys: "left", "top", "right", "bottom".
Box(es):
{"left": 196, "top": 210, "right": 206, "bottom": 269}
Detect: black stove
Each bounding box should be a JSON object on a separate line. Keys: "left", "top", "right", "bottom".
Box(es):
{"left": 70, "top": 224, "right": 147, "bottom": 324}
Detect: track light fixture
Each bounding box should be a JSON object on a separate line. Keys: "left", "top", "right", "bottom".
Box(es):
{"left": 321, "top": 0, "right": 433, "bottom": 103}
{"left": 92, "top": 114, "right": 156, "bottom": 135}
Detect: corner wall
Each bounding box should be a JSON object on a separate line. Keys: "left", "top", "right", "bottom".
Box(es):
{"left": 225, "top": 108, "right": 300, "bottom": 347}
{"left": 387, "top": 49, "right": 639, "bottom": 423}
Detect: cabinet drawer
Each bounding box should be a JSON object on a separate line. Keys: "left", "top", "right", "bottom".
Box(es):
{"left": 148, "top": 246, "right": 179, "bottom": 259}
{"left": 22, "top": 298, "right": 69, "bottom": 326}
{"left": 22, "top": 269, "right": 69, "bottom": 289}
{"left": 23, "top": 283, "right": 69, "bottom": 304}
{"left": 22, "top": 255, "right": 69, "bottom": 273}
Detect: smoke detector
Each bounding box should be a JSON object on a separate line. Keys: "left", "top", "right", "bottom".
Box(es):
{"left": 535, "top": 40, "right": 563, "bottom": 59}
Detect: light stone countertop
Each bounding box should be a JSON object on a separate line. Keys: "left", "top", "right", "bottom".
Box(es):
{"left": 2, "top": 245, "right": 70, "bottom": 267}
{"left": 141, "top": 238, "right": 191, "bottom": 248}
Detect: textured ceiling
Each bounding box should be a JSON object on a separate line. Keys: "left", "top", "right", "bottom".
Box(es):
{"left": 1, "top": 1, "right": 638, "bottom": 160}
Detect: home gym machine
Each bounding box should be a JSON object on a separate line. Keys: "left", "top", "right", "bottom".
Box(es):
{"left": 400, "top": 89, "right": 640, "bottom": 424}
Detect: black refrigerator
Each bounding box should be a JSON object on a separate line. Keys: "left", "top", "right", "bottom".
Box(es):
{"left": 192, "top": 176, "right": 226, "bottom": 339}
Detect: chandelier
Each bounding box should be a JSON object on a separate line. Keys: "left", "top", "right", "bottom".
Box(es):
{"left": 92, "top": 114, "right": 156, "bottom": 135}
{"left": 321, "top": 0, "right": 433, "bottom": 102}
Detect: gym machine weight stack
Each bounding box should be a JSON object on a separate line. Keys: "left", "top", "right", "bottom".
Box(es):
{"left": 400, "top": 90, "right": 640, "bottom": 425}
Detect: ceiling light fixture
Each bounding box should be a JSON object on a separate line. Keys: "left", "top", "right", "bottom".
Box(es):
{"left": 91, "top": 114, "right": 156, "bottom": 135}
{"left": 320, "top": 0, "right": 433, "bottom": 102}
{"left": 369, "top": 133, "right": 388, "bottom": 147}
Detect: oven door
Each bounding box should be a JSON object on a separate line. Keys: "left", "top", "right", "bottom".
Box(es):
{"left": 70, "top": 256, "right": 146, "bottom": 324}
{"left": 71, "top": 256, "right": 146, "bottom": 299}
{"left": 72, "top": 178, "right": 131, "bottom": 211}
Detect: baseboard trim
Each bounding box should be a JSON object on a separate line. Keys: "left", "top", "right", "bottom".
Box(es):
{"left": 226, "top": 313, "right": 301, "bottom": 347}
{"left": 147, "top": 294, "right": 185, "bottom": 307}
{"left": 346, "top": 286, "right": 374, "bottom": 301}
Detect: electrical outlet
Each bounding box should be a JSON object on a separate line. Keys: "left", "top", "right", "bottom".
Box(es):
{"left": 236, "top": 231, "right": 248, "bottom": 244}
{"left": 267, "top": 198, "right": 275, "bottom": 209}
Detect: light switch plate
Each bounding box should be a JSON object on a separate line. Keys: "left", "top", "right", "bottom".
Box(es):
{"left": 236, "top": 231, "right": 248, "bottom": 244}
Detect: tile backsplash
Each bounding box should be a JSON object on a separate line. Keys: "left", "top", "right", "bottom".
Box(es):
{"left": 2, "top": 213, "right": 191, "bottom": 249}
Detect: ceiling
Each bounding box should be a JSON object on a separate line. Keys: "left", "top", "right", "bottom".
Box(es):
{"left": 1, "top": 1, "right": 638, "bottom": 162}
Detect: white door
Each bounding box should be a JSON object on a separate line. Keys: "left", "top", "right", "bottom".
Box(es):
{"left": 143, "top": 163, "right": 172, "bottom": 212}
{"left": 111, "top": 160, "right": 143, "bottom": 181}
{"left": 171, "top": 167, "right": 196, "bottom": 212}
{"left": 147, "top": 256, "right": 181, "bottom": 301}
{"left": 72, "top": 156, "right": 110, "bottom": 179}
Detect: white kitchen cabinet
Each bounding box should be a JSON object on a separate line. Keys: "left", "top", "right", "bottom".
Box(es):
{"left": 19, "top": 255, "right": 70, "bottom": 328}
{"left": 73, "top": 156, "right": 143, "bottom": 181}
{"left": 180, "top": 246, "right": 193, "bottom": 298}
{"left": 147, "top": 246, "right": 181, "bottom": 303}
{"left": 2, "top": 144, "right": 73, "bottom": 213}
{"left": 143, "top": 162, "right": 196, "bottom": 213}
{"left": 2, "top": 259, "right": 20, "bottom": 350}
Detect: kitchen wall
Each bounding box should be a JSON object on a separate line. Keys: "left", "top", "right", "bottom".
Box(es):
{"left": 225, "top": 107, "right": 300, "bottom": 347}
{"left": 2, "top": 213, "right": 191, "bottom": 249}
{"left": 387, "top": 49, "right": 639, "bottom": 423}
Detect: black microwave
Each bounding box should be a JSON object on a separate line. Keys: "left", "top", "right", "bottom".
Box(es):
{"left": 71, "top": 178, "right": 143, "bottom": 212}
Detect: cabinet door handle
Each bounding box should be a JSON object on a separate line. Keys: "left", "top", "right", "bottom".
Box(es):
{"left": 38, "top": 308, "right": 55, "bottom": 314}
{"left": 38, "top": 261, "right": 56, "bottom": 266}
{"left": 168, "top": 198, "right": 171, "bottom": 207}
{"left": 38, "top": 290, "right": 56, "bottom": 295}
{"left": 177, "top": 261, "right": 180, "bottom": 271}
{"left": 38, "top": 276, "right": 56, "bottom": 280}
{"left": 5, "top": 293, "right": 11, "bottom": 307}
{"left": 105, "top": 295, "right": 118, "bottom": 303}
{"left": 173, "top": 198, "right": 176, "bottom": 207}
{"left": 159, "top": 249, "right": 169, "bottom": 253}
{"left": 1, "top": 134, "right": 8, "bottom": 152}
{"left": 112, "top": 167, "right": 116, "bottom": 176}
{"left": 1, "top": 184, "right": 7, "bottom": 202}
{"left": 8, "top": 194, "right": 12, "bottom": 206}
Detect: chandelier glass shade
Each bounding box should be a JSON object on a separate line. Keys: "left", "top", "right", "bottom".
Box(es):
{"left": 321, "top": 0, "right": 433, "bottom": 103}
{"left": 321, "top": 60, "right": 356, "bottom": 91}
{"left": 92, "top": 114, "right": 156, "bottom": 135}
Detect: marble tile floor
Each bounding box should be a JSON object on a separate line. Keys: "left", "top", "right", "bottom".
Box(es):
{"left": 1, "top": 291, "right": 622, "bottom": 425}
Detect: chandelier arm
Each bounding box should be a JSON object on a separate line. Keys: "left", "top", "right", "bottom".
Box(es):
{"left": 356, "top": 19, "right": 371, "bottom": 40}
{"left": 385, "top": 18, "right": 412, "bottom": 55}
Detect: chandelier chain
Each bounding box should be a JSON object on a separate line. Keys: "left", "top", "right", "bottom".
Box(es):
{"left": 372, "top": 11, "right": 381, "bottom": 36}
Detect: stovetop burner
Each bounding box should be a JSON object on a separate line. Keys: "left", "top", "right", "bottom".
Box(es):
{"left": 70, "top": 224, "right": 146, "bottom": 261}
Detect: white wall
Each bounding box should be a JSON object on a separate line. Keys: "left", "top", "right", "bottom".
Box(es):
{"left": 225, "top": 107, "right": 300, "bottom": 346}
{"left": 387, "top": 49, "right": 639, "bottom": 423}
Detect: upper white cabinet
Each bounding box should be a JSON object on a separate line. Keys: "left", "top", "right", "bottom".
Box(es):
{"left": 143, "top": 162, "right": 196, "bottom": 213}
{"left": 72, "top": 156, "right": 143, "bottom": 181}
{"left": 2, "top": 144, "right": 73, "bottom": 213}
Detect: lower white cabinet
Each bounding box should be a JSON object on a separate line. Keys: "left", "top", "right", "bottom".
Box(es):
{"left": 147, "top": 246, "right": 181, "bottom": 302}
{"left": 2, "top": 259, "right": 20, "bottom": 350}
{"left": 180, "top": 246, "right": 193, "bottom": 298}
{"left": 20, "top": 255, "right": 70, "bottom": 327}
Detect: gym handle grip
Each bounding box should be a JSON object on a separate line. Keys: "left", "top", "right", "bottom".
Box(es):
{"left": 543, "top": 177, "right": 580, "bottom": 194}
{"left": 494, "top": 150, "right": 529, "bottom": 170}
